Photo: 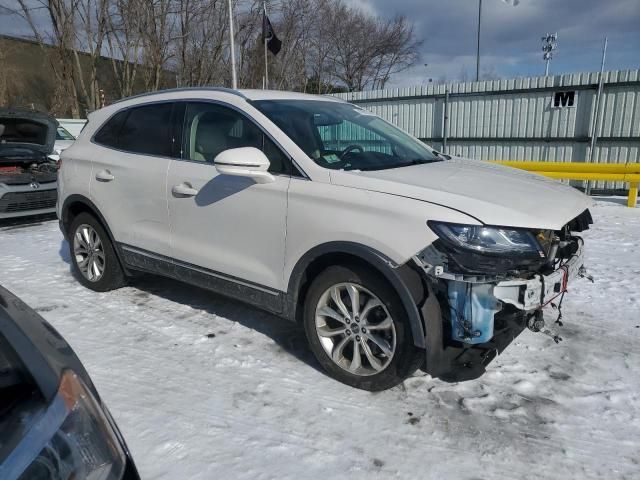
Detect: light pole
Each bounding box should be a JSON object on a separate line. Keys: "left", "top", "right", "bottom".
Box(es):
{"left": 476, "top": 0, "right": 519, "bottom": 82}
{"left": 542, "top": 33, "right": 558, "bottom": 76}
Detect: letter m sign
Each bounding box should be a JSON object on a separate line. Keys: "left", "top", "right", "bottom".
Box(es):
{"left": 553, "top": 90, "right": 576, "bottom": 108}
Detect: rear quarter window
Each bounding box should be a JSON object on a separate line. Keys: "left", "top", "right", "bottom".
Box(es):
{"left": 93, "top": 110, "right": 128, "bottom": 148}
{"left": 93, "top": 103, "right": 173, "bottom": 157}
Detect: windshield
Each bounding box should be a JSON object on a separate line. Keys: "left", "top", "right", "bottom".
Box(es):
{"left": 252, "top": 100, "right": 441, "bottom": 171}
{"left": 56, "top": 126, "right": 75, "bottom": 141}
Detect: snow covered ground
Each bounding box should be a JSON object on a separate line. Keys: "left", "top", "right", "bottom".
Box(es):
{"left": 1, "top": 198, "right": 639, "bottom": 480}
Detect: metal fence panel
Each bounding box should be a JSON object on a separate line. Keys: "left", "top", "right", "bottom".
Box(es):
{"left": 334, "top": 69, "right": 640, "bottom": 191}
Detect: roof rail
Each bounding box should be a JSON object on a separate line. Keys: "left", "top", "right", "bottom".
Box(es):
{"left": 112, "top": 87, "right": 247, "bottom": 105}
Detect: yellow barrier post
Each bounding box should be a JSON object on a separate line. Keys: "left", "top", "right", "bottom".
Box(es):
{"left": 629, "top": 182, "right": 638, "bottom": 208}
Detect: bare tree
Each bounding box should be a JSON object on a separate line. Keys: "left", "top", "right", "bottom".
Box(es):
{"left": 11, "top": 0, "right": 111, "bottom": 114}
{"left": 72, "top": 0, "right": 110, "bottom": 110}
{"left": 4, "top": 0, "right": 422, "bottom": 113}
{"left": 105, "top": 0, "right": 143, "bottom": 98}
{"left": 269, "top": 0, "right": 314, "bottom": 91}
{"left": 307, "top": 0, "right": 339, "bottom": 93}
{"left": 327, "top": 3, "right": 421, "bottom": 91}
{"left": 368, "top": 16, "right": 421, "bottom": 90}
{"left": 173, "top": 0, "right": 228, "bottom": 87}
{"left": 137, "top": 0, "right": 176, "bottom": 91}
{"left": 13, "top": 0, "right": 83, "bottom": 115}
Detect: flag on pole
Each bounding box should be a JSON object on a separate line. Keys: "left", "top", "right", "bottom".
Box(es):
{"left": 500, "top": 0, "right": 520, "bottom": 5}
{"left": 262, "top": 13, "right": 282, "bottom": 55}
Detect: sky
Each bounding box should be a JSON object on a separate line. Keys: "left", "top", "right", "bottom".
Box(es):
{"left": 347, "top": 0, "right": 640, "bottom": 86}
{"left": 1, "top": 0, "right": 639, "bottom": 88}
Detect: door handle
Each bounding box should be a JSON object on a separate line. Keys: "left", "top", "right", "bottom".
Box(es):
{"left": 95, "top": 170, "right": 115, "bottom": 182}
{"left": 172, "top": 183, "right": 199, "bottom": 197}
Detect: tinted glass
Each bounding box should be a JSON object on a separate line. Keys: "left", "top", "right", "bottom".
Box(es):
{"left": 252, "top": 100, "right": 440, "bottom": 171}
{"left": 182, "top": 102, "right": 291, "bottom": 175}
{"left": 93, "top": 110, "right": 128, "bottom": 148}
{"left": 118, "top": 103, "right": 174, "bottom": 156}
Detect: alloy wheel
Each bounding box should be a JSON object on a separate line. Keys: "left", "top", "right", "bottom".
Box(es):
{"left": 314, "top": 282, "right": 396, "bottom": 376}
{"left": 73, "top": 224, "right": 106, "bottom": 282}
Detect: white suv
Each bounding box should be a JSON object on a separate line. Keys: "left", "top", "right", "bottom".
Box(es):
{"left": 58, "top": 88, "right": 592, "bottom": 390}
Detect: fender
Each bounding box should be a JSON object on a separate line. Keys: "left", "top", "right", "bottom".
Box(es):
{"left": 60, "top": 194, "right": 131, "bottom": 275}
{"left": 285, "top": 242, "right": 426, "bottom": 349}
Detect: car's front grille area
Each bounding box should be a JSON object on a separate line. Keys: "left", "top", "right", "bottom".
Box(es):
{"left": 0, "top": 189, "right": 57, "bottom": 213}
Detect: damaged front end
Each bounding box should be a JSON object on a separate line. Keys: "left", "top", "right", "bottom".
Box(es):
{"left": 414, "top": 209, "right": 593, "bottom": 381}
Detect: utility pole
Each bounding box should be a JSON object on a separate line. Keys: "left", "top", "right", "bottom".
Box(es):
{"left": 586, "top": 37, "right": 608, "bottom": 195}
{"left": 541, "top": 33, "right": 558, "bottom": 76}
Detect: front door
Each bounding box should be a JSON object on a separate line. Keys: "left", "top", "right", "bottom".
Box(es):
{"left": 166, "top": 102, "right": 293, "bottom": 292}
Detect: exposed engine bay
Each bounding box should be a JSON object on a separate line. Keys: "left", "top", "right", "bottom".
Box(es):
{"left": 0, "top": 158, "right": 57, "bottom": 186}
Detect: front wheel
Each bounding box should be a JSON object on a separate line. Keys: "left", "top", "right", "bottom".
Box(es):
{"left": 303, "top": 264, "right": 423, "bottom": 391}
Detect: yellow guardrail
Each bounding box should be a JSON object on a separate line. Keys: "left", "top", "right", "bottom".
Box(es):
{"left": 490, "top": 161, "right": 640, "bottom": 208}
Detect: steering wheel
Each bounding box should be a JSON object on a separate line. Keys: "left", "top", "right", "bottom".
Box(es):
{"left": 339, "top": 144, "right": 364, "bottom": 159}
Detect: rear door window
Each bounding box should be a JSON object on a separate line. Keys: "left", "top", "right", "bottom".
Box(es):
{"left": 118, "top": 103, "right": 174, "bottom": 156}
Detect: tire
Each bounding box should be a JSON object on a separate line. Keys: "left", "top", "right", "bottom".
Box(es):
{"left": 68, "top": 212, "right": 126, "bottom": 292}
{"left": 303, "top": 264, "right": 423, "bottom": 391}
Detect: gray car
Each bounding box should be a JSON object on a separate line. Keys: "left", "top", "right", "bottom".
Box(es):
{"left": 0, "top": 284, "right": 140, "bottom": 479}
{"left": 0, "top": 108, "right": 58, "bottom": 219}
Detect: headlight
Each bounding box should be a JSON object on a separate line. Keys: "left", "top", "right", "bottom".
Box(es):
{"left": 7, "top": 371, "right": 126, "bottom": 480}
{"left": 428, "top": 222, "right": 544, "bottom": 257}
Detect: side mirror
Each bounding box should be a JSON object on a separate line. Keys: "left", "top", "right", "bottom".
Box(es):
{"left": 214, "top": 147, "right": 275, "bottom": 184}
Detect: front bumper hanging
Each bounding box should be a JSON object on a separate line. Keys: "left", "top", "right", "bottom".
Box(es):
{"left": 416, "top": 237, "right": 587, "bottom": 381}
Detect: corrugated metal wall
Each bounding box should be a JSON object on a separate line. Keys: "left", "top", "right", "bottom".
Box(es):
{"left": 335, "top": 70, "right": 640, "bottom": 191}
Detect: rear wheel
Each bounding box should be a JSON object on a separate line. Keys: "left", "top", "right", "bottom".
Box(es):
{"left": 303, "top": 264, "right": 423, "bottom": 391}
{"left": 68, "top": 212, "right": 126, "bottom": 291}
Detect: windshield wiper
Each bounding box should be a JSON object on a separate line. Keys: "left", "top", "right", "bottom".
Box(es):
{"left": 355, "top": 158, "right": 441, "bottom": 171}
{"left": 433, "top": 151, "right": 452, "bottom": 160}
{"left": 408, "top": 158, "right": 443, "bottom": 165}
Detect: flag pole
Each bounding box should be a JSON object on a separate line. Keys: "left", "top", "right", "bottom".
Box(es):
{"left": 263, "top": 1, "right": 269, "bottom": 89}
{"left": 227, "top": 0, "right": 237, "bottom": 89}
{"left": 476, "top": 0, "right": 482, "bottom": 82}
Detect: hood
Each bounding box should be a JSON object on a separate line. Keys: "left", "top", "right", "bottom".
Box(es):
{"left": 0, "top": 108, "right": 58, "bottom": 156}
{"left": 329, "top": 157, "right": 593, "bottom": 230}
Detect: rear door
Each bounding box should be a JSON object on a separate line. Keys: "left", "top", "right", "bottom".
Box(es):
{"left": 90, "top": 102, "right": 176, "bottom": 256}
{"left": 166, "top": 101, "right": 293, "bottom": 291}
